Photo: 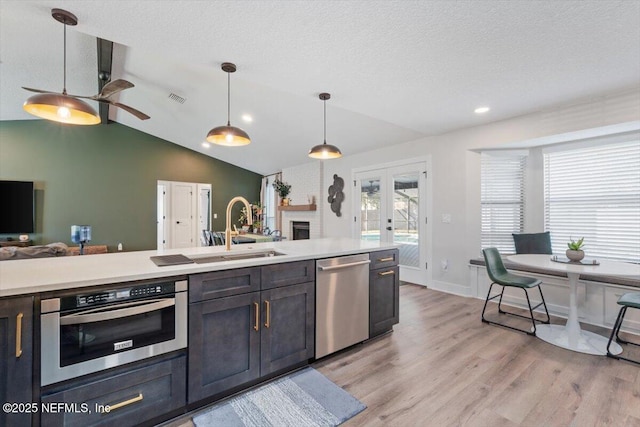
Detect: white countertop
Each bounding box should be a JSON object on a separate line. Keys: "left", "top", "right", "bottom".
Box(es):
{"left": 0, "top": 238, "right": 396, "bottom": 297}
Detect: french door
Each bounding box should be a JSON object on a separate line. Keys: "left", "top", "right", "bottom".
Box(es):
{"left": 354, "top": 161, "right": 429, "bottom": 285}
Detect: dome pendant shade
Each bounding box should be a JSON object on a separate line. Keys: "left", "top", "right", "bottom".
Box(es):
{"left": 206, "top": 124, "right": 251, "bottom": 146}
{"left": 23, "top": 93, "right": 100, "bottom": 125}
{"left": 207, "top": 62, "right": 250, "bottom": 147}
{"left": 308, "top": 142, "right": 342, "bottom": 159}
{"left": 308, "top": 92, "right": 342, "bottom": 159}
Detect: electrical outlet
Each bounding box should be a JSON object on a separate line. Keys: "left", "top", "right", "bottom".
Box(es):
{"left": 213, "top": 213, "right": 218, "bottom": 219}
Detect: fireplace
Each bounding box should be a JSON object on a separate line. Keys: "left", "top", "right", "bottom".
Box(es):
{"left": 292, "top": 221, "right": 310, "bottom": 240}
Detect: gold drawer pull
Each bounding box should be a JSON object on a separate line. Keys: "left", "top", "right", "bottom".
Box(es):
{"left": 377, "top": 257, "right": 394, "bottom": 262}
{"left": 254, "top": 302, "right": 260, "bottom": 331}
{"left": 265, "top": 300, "right": 271, "bottom": 328}
{"left": 378, "top": 270, "right": 395, "bottom": 276}
{"left": 100, "top": 393, "right": 143, "bottom": 413}
{"left": 16, "top": 312, "right": 23, "bottom": 358}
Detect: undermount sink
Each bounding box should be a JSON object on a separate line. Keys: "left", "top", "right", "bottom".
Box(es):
{"left": 190, "top": 250, "right": 285, "bottom": 264}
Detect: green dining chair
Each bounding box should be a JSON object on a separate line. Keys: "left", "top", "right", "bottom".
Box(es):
{"left": 606, "top": 292, "right": 640, "bottom": 365}
{"left": 482, "top": 248, "right": 551, "bottom": 335}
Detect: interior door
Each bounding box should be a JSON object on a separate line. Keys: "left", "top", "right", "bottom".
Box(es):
{"left": 355, "top": 162, "right": 428, "bottom": 285}
{"left": 171, "top": 182, "right": 196, "bottom": 249}
{"left": 157, "top": 182, "right": 168, "bottom": 250}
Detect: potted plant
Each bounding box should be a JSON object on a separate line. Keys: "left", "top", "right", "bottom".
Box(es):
{"left": 273, "top": 179, "right": 292, "bottom": 206}
{"left": 566, "top": 237, "right": 585, "bottom": 262}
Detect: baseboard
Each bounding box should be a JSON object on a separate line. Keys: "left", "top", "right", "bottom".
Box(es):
{"left": 429, "top": 280, "right": 472, "bottom": 297}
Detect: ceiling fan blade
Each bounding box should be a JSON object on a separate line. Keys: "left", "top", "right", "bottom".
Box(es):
{"left": 22, "top": 87, "right": 58, "bottom": 94}
{"left": 96, "top": 79, "right": 135, "bottom": 99}
{"left": 111, "top": 102, "right": 150, "bottom": 120}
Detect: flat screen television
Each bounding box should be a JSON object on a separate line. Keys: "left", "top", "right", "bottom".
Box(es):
{"left": 0, "top": 181, "right": 35, "bottom": 233}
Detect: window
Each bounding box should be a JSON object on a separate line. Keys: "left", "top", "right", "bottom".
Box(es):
{"left": 262, "top": 174, "right": 278, "bottom": 233}
{"left": 544, "top": 136, "right": 640, "bottom": 263}
{"left": 481, "top": 153, "right": 526, "bottom": 253}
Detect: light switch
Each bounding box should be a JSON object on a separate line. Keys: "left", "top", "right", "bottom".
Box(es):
{"left": 213, "top": 213, "right": 218, "bottom": 219}
{"left": 442, "top": 214, "right": 451, "bottom": 223}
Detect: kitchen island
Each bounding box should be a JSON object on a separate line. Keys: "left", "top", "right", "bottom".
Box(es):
{"left": 0, "top": 238, "right": 399, "bottom": 427}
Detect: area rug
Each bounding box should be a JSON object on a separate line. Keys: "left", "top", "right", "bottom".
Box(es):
{"left": 192, "top": 367, "right": 366, "bottom": 427}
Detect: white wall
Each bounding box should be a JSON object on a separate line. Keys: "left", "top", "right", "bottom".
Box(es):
{"left": 284, "top": 89, "right": 640, "bottom": 296}
{"left": 281, "top": 162, "right": 324, "bottom": 240}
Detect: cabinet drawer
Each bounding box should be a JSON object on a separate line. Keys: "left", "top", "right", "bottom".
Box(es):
{"left": 41, "top": 355, "right": 186, "bottom": 427}
{"left": 369, "top": 249, "right": 399, "bottom": 270}
{"left": 190, "top": 267, "right": 261, "bottom": 302}
{"left": 261, "top": 260, "right": 315, "bottom": 290}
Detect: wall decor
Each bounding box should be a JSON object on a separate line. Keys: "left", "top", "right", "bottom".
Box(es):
{"left": 327, "top": 174, "right": 345, "bottom": 217}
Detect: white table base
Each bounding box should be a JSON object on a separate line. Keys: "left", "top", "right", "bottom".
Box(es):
{"left": 536, "top": 324, "right": 622, "bottom": 355}
{"left": 536, "top": 271, "right": 621, "bottom": 356}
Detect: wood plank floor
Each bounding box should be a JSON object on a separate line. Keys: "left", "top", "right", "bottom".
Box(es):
{"left": 314, "top": 285, "right": 640, "bottom": 427}
{"left": 166, "top": 284, "right": 640, "bottom": 427}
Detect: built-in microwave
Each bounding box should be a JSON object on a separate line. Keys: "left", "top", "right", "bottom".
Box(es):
{"left": 41, "top": 278, "right": 187, "bottom": 386}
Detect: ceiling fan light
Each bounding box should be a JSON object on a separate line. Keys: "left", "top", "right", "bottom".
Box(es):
{"left": 206, "top": 125, "right": 251, "bottom": 146}
{"left": 23, "top": 93, "right": 100, "bottom": 125}
{"left": 308, "top": 142, "right": 342, "bottom": 159}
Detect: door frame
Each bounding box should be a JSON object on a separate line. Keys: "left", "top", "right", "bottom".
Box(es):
{"left": 351, "top": 156, "right": 432, "bottom": 286}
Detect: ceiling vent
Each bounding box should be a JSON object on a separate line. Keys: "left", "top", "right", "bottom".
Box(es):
{"left": 168, "top": 93, "right": 186, "bottom": 104}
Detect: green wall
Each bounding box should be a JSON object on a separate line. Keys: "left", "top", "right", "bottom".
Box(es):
{"left": 0, "top": 120, "right": 262, "bottom": 251}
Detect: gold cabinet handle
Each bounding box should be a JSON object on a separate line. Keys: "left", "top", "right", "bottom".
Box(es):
{"left": 378, "top": 257, "right": 394, "bottom": 262}
{"left": 378, "top": 270, "right": 395, "bottom": 276}
{"left": 99, "top": 393, "right": 143, "bottom": 413}
{"left": 264, "top": 300, "right": 271, "bottom": 328}
{"left": 16, "top": 312, "right": 23, "bottom": 358}
{"left": 254, "top": 302, "right": 260, "bottom": 331}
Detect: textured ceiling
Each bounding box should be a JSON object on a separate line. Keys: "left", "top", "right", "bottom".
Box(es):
{"left": 1, "top": 1, "right": 639, "bottom": 175}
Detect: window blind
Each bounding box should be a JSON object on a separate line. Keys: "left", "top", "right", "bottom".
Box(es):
{"left": 481, "top": 153, "right": 526, "bottom": 253}
{"left": 544, "top": 138, "right": 640, "bottom": 263}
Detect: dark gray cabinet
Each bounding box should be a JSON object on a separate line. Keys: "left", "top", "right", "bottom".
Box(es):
{"left": 260, "top": 282, "right": 315, "bottom": 376}
{"left": 188, "top": 263, "right": 315, "bottom": 404}
{"left": 188, "top": 292, "right": 261, "bottom": 402}
{"left": 369, "top": 250, "right": 400, "bottom": 337}
{"left": 41, "top": 354, "right": 186, "bottom": 427}
{"left": 0, "top": 296, "right": 33, "bottom": 427}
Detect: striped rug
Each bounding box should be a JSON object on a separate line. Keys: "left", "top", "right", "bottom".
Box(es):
{"left": 193, "top": 368, "right": 366, "bottom": 427}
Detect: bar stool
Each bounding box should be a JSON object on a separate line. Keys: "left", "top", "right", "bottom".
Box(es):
{"left": 607, "top": 292, "right": 640, "bottom": 365}
{"left": 482, "top": 248, "right": 551, "bottom": 335}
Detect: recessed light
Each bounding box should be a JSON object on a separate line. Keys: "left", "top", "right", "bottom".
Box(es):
{"left": 474, "top": 106, "right": 490, "bottom": 114}
{"left": 242, "top": 114, "right": 253, "bottom": 123}
{"left": 202, "top": 142, "right": 210, "bottom": 148}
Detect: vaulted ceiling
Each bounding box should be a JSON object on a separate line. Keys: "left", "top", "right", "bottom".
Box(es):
{"left": 1, "top": 1, "right": 639, "bottom": 175}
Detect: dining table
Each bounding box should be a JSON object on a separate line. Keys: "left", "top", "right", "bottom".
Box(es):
{"left": 507, "top": 254, "right": 640, "bottom": 356}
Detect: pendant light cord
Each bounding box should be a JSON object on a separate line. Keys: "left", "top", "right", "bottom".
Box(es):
{"left": 62, "top": 22, "right": 67, "bottom": 95}
{"left": 323, "top": 98, "right": 327, "bottom": 144}
{"left": 227, "top": 71, "right": 231, "bottom": 126}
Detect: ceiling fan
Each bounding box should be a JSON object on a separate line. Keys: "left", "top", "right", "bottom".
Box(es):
{"left": 22, "top": 8, "right": 149, "bottom": 124}
{"left": 23, "top": 78, "right": 150, "bottom": 121}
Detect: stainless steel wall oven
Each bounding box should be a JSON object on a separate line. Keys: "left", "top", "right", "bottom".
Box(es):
{"left": 41, "top": 278, "right": 187, "bottom": 386}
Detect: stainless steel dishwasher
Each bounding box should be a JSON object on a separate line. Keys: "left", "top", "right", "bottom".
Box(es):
{"left": 316, "top": 253, "right": 371, "bottom": 358}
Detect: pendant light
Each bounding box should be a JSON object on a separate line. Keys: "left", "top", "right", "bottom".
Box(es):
{"left": 22, "top": 9, "right": 100, "bottom": 125}
{"left": 206, "top": 62, "right": 251, "bottom": 146}
{"left": 308, "top": 93, "right": 342, "bottom": 159}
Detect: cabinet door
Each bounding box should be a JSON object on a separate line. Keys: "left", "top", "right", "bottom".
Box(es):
{"left": 369, "top": 267, "right": 400, "bottom": 337}
{"left": 188, "top": 292, "right": 261, "bottom": 403}
{"left": 0, "top": 297, "right": 33, "bottom": 427}
{"left": 260, "top": 282, "right": 315, "bottom": 376}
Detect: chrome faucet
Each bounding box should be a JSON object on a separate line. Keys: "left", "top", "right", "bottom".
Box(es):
{"left": 225, "top": 196, "right": 253, "bottom": 251}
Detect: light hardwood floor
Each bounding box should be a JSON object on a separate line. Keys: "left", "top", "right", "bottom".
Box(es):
{"left": 314, "top": 285, "right": 640, "bottom": 427}
{"left": 167, "top": 284, "right": 640, "bottom": 427}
